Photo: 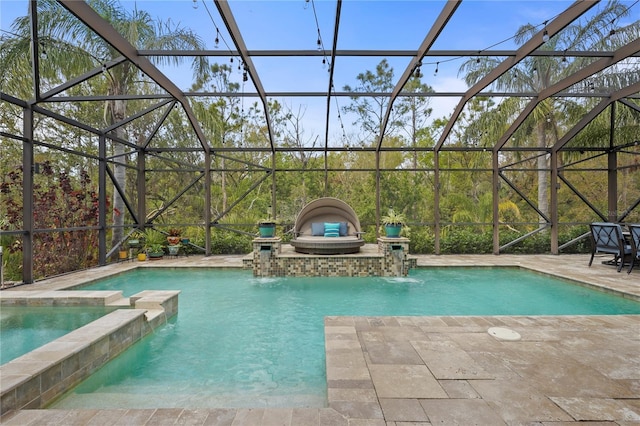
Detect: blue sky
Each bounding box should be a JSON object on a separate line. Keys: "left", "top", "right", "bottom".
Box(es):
{"left": 2, "top": 0, "right": 638, "bottom": 141}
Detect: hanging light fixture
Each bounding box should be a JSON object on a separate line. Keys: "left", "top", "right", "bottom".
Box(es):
{"left": 39, "top": 41, "right": 47, "bottom": 59}
{"left": 609, "top": 19, "right": 616, "bottom": 36}
{"left": 542, "top": 29, "right": 550, "bottom": 43}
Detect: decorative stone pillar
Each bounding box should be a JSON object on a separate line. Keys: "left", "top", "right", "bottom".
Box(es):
{"left": 378, "top": 237, "right": 411, "bottom": 276}
{"left": 252, "top": 237, "right": 281, "bottom": 277}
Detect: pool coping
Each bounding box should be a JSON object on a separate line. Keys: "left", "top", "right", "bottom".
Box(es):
{"left": 0, "top": 253, "right": 638, "bottom": 424}
{"left": 0, "top": 290, "right": 180, "bottom": 415}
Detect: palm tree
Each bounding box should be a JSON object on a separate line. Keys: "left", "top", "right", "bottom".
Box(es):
{"left": 458, "top": 0, "right": 634, "bottom": 228}
{"left": 1, "top": 0, "right": 209, "bottom": 253}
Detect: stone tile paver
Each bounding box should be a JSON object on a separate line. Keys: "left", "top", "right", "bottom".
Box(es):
{"left": 411, "top": 340, "right": 494, "bottom": 379}
{"left": 420, "top": 398, "right": 508, "bottom": 425}
{"left": 550, "top": 397, "right": 640, "bottom": 422}
{"left": 378, "top": 398, "right": 428, "bottom": 422}
{"left": 369, "top": 364, "right": 448, "bottom": 399}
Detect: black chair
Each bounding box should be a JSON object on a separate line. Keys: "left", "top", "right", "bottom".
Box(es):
{"left": 627, "top": 224, "right": 640, "bottom": 274}
{"left": 588, "top": 222, "right": 632, "bottom": 272}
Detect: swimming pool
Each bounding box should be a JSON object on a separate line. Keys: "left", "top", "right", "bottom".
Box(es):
{"left": 0, "top": 306, "right": 116, "bottom": 365}
{"left": 49, "top": 267, "right": 640, "bottom": 409}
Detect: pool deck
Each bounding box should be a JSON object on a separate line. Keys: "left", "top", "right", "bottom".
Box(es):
{"left": 1, "top": 252, "right": 639, "bottom": 425}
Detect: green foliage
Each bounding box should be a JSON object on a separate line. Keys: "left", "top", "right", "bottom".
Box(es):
{"left": 209, "top": 231, "right": 252, "bottom": 255}
{"left": 381, "top": 209, "right": 405, "bottom": 225}
{"left": 1, "top": 162, "right": 101, "bottom": 279}
{"left": 440, "top": 228, "right": 494, "bottom": 254}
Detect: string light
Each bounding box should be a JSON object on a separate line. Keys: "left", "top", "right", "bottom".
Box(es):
{"left": 39, "top": 41, "right": 47, "bottom": 59}
{"left": 414, "top": 62, "right": 421, "bottom": 78}
{"left": 434, "top": 62, "right": 439, "bottom": 77}
{"left": 192, "top": 0, "right": 198, "bottom": 9}
{"left": 215, "top": 29, "right": 220, "bottom": 48}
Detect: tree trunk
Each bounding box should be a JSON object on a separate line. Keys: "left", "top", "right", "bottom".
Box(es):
{"left": 536, "top": 121, "right": 549, "bottom": 229}
{"left": 110, "top": 99, "right": 127, "bottom": 255}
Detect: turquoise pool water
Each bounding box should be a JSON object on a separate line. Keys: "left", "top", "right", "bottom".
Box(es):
{"left": 0, "top": 306, "right": 115, "bottom": 365}
{"left": 50, "top": 268, "right": 640, "bottom": 409}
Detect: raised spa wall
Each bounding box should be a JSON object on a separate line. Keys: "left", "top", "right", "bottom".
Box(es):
{"left": 0, "top": 290, "right": 179, "bottom": 415}
{"left": 245, "top": 238, "right": 417, "bottom": 277}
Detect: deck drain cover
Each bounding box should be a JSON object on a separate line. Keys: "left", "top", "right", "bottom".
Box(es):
{"left": 488, "top": 327, "right": 521, "bottom": 341}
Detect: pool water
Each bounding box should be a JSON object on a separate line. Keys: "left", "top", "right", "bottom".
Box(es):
{"left": 0, "top": 306, "right": 115, "bottom": 365}
{"left": 50, "top": 267, "right": 640, "bottom": 409}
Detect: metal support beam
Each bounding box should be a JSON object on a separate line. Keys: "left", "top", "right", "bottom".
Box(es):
{"left": 608, "top": 102, "right": 617, "bottom": 222}
{"left": 495, "top": 37, "right": 640, "bottom": 152}
{"left": 98, "top": 135, "right": 107, "bottom": 265}
{"left": 271, "top": 153, "right": 277, "bottom": 223}
{"left": 378, "top": 0, "right": 461, "bottom": 150}
{"left": 136, "top": 146, "right": 146, "bottom": 228}
{"left": 492, "top": 151, "right": 500, "bottom": 254}
{"left": 324, "top": 0, "right": 342, "bottom": 154}
{"left": 28, "top": 0, "right": 41, "bottom": 102}
{"left": 22, "top": 107, "right": 35, "bottom": 284}
{"left": 204, "top": 152, "right": 211, "bottom": 255}
{"left": 57, "top": 0, "right": 210, "bottom": 154}
{"left": 550, "top": 150, "right": 559, "bottom": 254}
{"left": 375, "top": 151, "right": 381, "bottom": 237}
{"left": 435, "top": 0, "right": 597, "bottom": 151}
{"left": 433, "top": 150, "right": 441, "bottom": 254}
{"left": 215, "top": 0, "right": 275, "bottom": 152}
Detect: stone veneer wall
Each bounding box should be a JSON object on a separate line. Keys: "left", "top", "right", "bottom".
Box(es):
{"left": 247, "top": 238, "right": 416, "bottom": 277}
{"left": 0, "top": 291, "right": 179, "bottom": 415}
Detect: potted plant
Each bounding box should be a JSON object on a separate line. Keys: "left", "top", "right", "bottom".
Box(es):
{"left": 257, "top": 218, "right": 276, "bottom": 238}
{"left": 381, "top": 209, "right": 406, "bottom": 238}
{"left": 147, "top": 243, "right": 165, "bottom": 260}
{"left": 143, "top": 229, "right": 166, "bottom": 259}
{"left": 167, "top": 228, "right": 182, "bottom": 245}
{"left": 128, "top": 231, "right": 145, "bottom": 249}
{"left": 118, "top": 244, "right": 128, "bottom": 260}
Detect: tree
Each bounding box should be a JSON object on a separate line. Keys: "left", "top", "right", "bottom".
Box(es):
{"left": 1, "top": 0, "right": 209, "bottom": 254}
{"left": 458, "top": 0, "right": 635, "bottom": 228}
{"left": 191, "top": 63, "right": 242, "bottom": 213}
{"left": 343, "top": 59, "right": 403, "bottom": 142}
{"left": 395, "top": 75, "right": 434, "bottom": 169}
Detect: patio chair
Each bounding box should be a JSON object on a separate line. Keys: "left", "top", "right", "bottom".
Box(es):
{"left": 588, "top": 222, "right": 632, "bottom": 272}
{"left": 627, "top": 224, "right": 640, "bottom": 274}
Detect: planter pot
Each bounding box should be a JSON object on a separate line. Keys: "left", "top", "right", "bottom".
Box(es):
{"left": 128, "top": 238, "right": 144, "bottom": 249}
{"left": 167, "top": 236, "right": 181, "bottom": 245}
{"left": 137, "top": 253, "right": 147, "bottom": 261}
{"left": 118, "top": 250, "right": 128, "bottom": 260}
{"left": 180, "top": 238, "right": 190, "bottom": 244}
{"left": 258, "top": 223, "right": 276, "bottom": 238}
{"left": 168, "top": 245, "right": 180, "bottom": 255}
{"left": 148, "top": 252, "right": 164, "bottom": 260}
{"left": 385, "top": 224, "right": 402, "bottom": 238}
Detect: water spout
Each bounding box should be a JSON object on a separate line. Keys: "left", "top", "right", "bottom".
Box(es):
{"left": 259, "top": 247, "right": 271, "bottom": 277}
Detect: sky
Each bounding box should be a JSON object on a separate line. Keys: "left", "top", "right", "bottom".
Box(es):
{"left": 2, "top": 0, "right": 638, "bottom": 143}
